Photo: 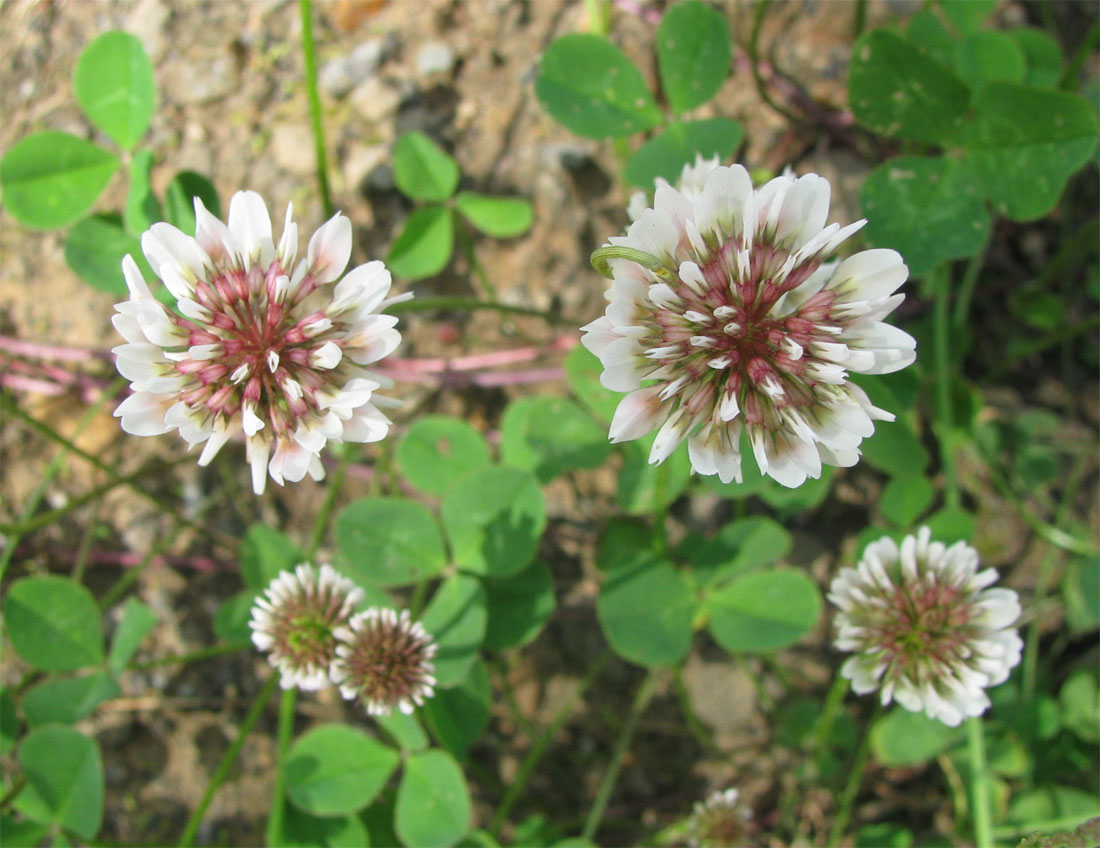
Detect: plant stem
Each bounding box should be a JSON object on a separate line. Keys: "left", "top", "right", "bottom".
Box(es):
{"left": 810, "top": 676, "right": 850, "bottom": 773}
{"left": 299, "top": 0, "right": 333, "bottom": 218}
{"left": 177, "top": 674, "right": 279, "bottom": 847}
{"left": 932, "top": 267, "right": 960, "bottom": 510}
{"left": 952, "top": 236, "right": 990, "bottom": 329}
{"left": 127, "top": 643, "right": 242, "bottom": 671}
{"left": 307, "top": 450, "right": 351, "bottom": 560}
{"left": 0, "top": 458, "right": 190, "bottom": 539}
{"left": 456, "top": 221, "right": 496, "bottom": 300}
{"left": 490, "top": 650, "right": 610, "bottom": 839}
{"left": 826, "top": 701, "right": 881, "bottom": 847}
{"left": 652, "top": 460, "right": 670, "bottom": 556}
{"left": 584, "top": 0, "right": 610, "bottom": 35}
{"left": 581, "top": 669, "right": 662, "bottom": 843}
{"left": 265, "top": 686, "right": 297, "bottom": 846}
{"left": 1060, "top": 19, "right": 1100, "bottom": 90}
{"left": 967, "top": 716, "right": 994, "bottom": 848}
{"left": 747, "top": 0, "right": 801, "bottom": 124}
{"left": 1021, "top": 456, "right": 1087, "bottom": 698}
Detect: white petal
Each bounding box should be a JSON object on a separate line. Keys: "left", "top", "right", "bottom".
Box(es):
{"left": 308, "top": 213, "right": 353, "bottom": 283}
{"left": 227, "top": 190, "right": 275, "bottom": 269}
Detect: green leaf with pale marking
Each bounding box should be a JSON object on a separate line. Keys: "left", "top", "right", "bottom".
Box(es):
{"left": 388, "top": 205, "right": 454, "bottom": 279}
{"left": 393, "top": 132, "right": 460, "bottom": 201}
{"left": 705, "top": 570, "right": 820, "bottom": 653}
{"left": 597, "top": 558, "right": 695, "bottom": 667}
{"left": 65, "top": 213, "right": 155, "bottom": 296}
{"left": 240, "top": 523, "right": 305, "bottom": 591}
{"left": 74, "top": 31, "right": 155, "bottom": 150}
{"left": 107, "top": 596, "right": 158, "bottom": 674}
{"left": 0, "top": 131, "right": 119, "bottom": 229}
{"left": 861, "top": 156, "right": 991, "bottom": 277}
{"left": 441, "top": 467, "right": 546, "bottom": 578}
{"left": 624, "top": 118, "right": 743, "bottom": 189}
{"left": 870, "top": 708, "right": 962, "bottom": 766}
{"left": 424, "top": 659, "right": 491, "bottom": 758}
{"left": 455, "top": 192, "right": 533, "bottom": 238}
{"left": 164, "top": 170, "right": 220, "bottom": 236}
{"left": 483, "top": 559, "right": 556, "bottom": 650}
{"left": 396, "top": 415, "right": 493, "bottom": 495}
{"left": 849, "top": 30, "right": 970, "bottom": 146}
{"left": 124, "top": 149, "right": 161, "bottom": 234}
{"left": 952, "top": 30, "right": 1025, "bottom": 91}
{"left": 14, "top": 726, "right": 104, "bottom": 838}
{"left": 335, "top": 498, "right": 447, "bottom": 587}
{"left": 285, "top": 725, "right": 399, "bottom": 817}
{"left": 535, "top": 34, "right": 662, "bottom": 139}
{"left": 395, "top": 750, "right": 472, "bottom": 847}
{"left": 500, "top": 396, "right": 611, "bottom": 482}
{"left": 22, "top": 673, "right": 121, "bottom": 728}
{"left": 5, "top": 577, "right": 104, "bottom": 671}
{"left": 420, "top": 574, "right": 487, "bottom": 687}
{"left": 656, "top": 1, "right": 731, "bottom": 114}
{"left": 963, "top": 82, "right": 1099, "bottom": 221}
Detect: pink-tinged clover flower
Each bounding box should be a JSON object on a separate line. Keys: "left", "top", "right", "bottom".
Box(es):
{"left": 583, "top": 163, "right": 916, "bottom": 488}
{"left": 687, "top": 788, "right": 751, "bottom": 848}
{"left": 829, "top": 527, "right": 1023, "bottom": 727}
{"left": 330, "top": 607, "right": 437, "bottom": 716}
{"left": 249, "top": 563, "right": 364, "bottom": 691}
{"left": 112, "top": 191, "right": 409, "bottom": 494}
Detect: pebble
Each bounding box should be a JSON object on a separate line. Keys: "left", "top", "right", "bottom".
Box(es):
{"left": 318, "top": 36, "right": 396, "bottom": 98}
{"left": 416, "top": 41, "right": 456, "bottom": 77}
{"left": 127, "top": 0, "right": 170, "bottom": 61}
{"left": 269, "top": 124, "right": 315, "bottom": 175}
{"left": 349, "top": 76, "right": 404, "bottom": 124}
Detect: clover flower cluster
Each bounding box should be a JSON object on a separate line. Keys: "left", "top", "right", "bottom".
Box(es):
{"left": 829, "top": 528, "right": 1022, "bottom": 726}
{"left": 686, "top": 788, "right": 751, "bottom": 848}
{"left": 112, "top": 191, "right": 408, "bottom": 494}
{"left": 583, "top": 158, "right": 916, "bottom": 488}
{"left": 249, "top": 563, "right": 436, "bottom": 716}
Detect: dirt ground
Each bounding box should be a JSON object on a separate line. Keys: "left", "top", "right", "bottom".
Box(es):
{"left": 1, "top": 0, "right": 1097, "bottom": 846}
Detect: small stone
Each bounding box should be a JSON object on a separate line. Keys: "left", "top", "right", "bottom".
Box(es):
{"left": 319, "top": 36, "right": 394, "bottom": 98}
{"left": 269, "top": 124, "right": 316, "bottom": 176}
{"left": 342, "top": 143, "right": 389, "bottom": 191}
{"left": 416, "top": 41, "right": 456, "bottom": 77}
{"left": 128, "top": 0, "right": 170, "bottom": 61}
{"left": 349, "top": 76, "right": 404, "bottom": 124}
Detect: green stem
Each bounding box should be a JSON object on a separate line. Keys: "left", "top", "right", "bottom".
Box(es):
{"left": 1060, "top": 19, "right": 1100, "bottom": 90}
{"left": 0, "top": 393, "right": 235, "bottom": 549}
{"left": 307, "top": 451, "right": 351, "bottom": 560}
{"left": 98, "top": 518, "right": 188, "bottom": 610}
{"left": 456, "top": 219, "right": 496, "bottom": 300}
{"left": 266, "top": 686, "right": 297, "bottom": 846}
{"left": 1021, "top": 456, "right": 1087, "bottom": 698}
{"left": 826, "top": 701, "right": 882, "bottom": 847}
{"left": 747, "top": 0, "right": 801, "bottom": 124}
{"left": 811, "top": 676, "right": 850, "bottom": 772}
{"left": 177, "top": 675, "right": 279, "bottom": 847}
{"left": 992, "top": 813, "right": 1099, "bottom": 839}
{"left": 583, "top": 0, "right": 610, "bottom": 35}
{"left": 932, "top": 267, "right": 960, "bottom": 510}
{"left": 652, "top": 460, "right": 670, "bottom": 556}
{"left": 0, "top": 458, "right": 190, "bottom": 539}
{"left": 299, "top": 0, "right": 333, "bottom": 218}
{"left": 968, "top": 716, "right": 994, "bottom": 848}
{"left": 952, "top": 237, "right": 990, "bottom": 329}
{"left": 127, "top": 643, "right": 242, "bottom": 671}
{"left": 581, "top": 669, "right": 662, "bottom": 843}
{"left": 490, "top": 650, "right": 610, "bottom": 839}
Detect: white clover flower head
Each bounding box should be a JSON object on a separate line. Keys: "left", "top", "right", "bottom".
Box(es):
{"left": 112, "top": 191, "right": 412, "bottom": 494}
{"left": 583, "top": 164, "right": 916, "bottom": 488}
{"left": 829, "top": 527, "right": 1023, "bottom": 727}
{"left": 627, "top": 153, "right": 722, "bottom": 222}
{"left": 330, "top": 607, "right": 437, "bottom": 716}
{"left": 687, "top": 788, "right": 750, "bottom": 848}
{"left": 249, "top": 563, "right": 365, "bottom": 691}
